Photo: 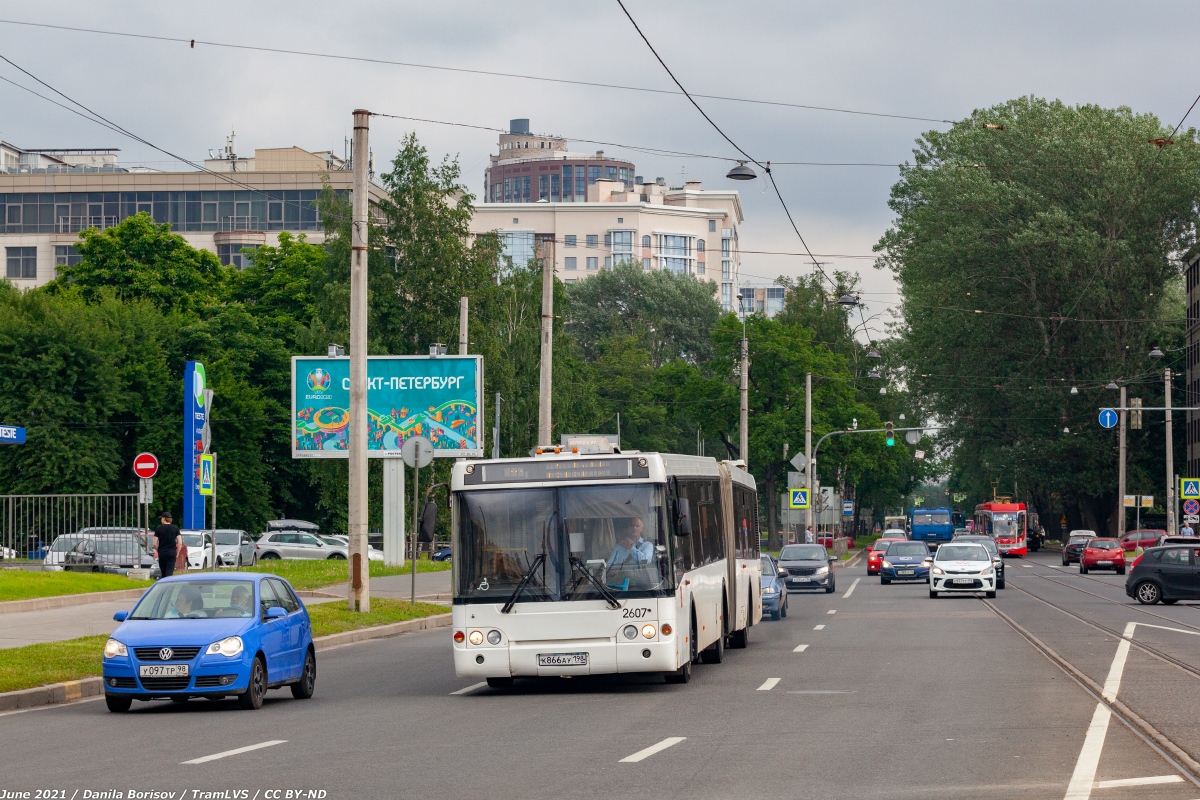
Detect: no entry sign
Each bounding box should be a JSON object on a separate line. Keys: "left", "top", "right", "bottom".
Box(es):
{"left": 133, "top": 452, "right": 159, "bottom": 479}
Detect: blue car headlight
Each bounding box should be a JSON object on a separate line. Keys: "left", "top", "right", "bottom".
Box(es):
{"left": 206, "top": 636, "right": 244, "bottom": 657}
{"left": 104, "top": 638, "right": 127, "bottom": 659}
{"left": 763, "top": 586, "right": 776, "bottom": 594}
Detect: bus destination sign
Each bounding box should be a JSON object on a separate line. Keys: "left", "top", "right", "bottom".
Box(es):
{"left": 471, "top": 458, "right": 650, "bottom": 485}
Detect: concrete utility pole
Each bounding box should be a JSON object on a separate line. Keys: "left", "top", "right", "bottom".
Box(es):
{"left": 493, "top": 393, "right": 501, "bottom": 459}
{"left": 459, "top": 296, "right": 469, "bottom": 355}
{"left": 739, "top": 337, "right": 749, "bottom": 466}
{"left": 348, "top": 109, "right": 371, "bottom": 612}
{"left": 1118, "top": 384, "right": 1127, "bottom": 540}
{"left": 805, "top": 372, "right": 813, "bottom": 537}
{"left": 1166, "top": 368, "right": 1175, "bottom": 536}
{"left": 537, "top": 249, "right": 554, "bottom": 445}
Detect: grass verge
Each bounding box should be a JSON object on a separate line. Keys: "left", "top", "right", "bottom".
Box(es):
{"left": 306, "top": 597, "right": 448, "bottom": 638}
{"left": 0, "top": 598, "right": 448, "bottom": 694}
{"left": 245, "top": 558, "right": 450, "bottom": 591}
{"left": 0, "top": 635, "right": 108, "bottom": 693}
{"left": 0, "top": 571, "right": 153, "bottom": 603}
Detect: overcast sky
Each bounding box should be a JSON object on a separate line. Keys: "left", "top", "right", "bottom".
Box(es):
{"left": 1, "top": 1, "right": 1196, "bottom": 334}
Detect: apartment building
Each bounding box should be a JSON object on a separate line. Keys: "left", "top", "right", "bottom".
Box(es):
{"left": 739, "top": 284, "right": 787, "bottom": 318}
{"left": 0, "top": 140, "right": 387, "bottom": 287}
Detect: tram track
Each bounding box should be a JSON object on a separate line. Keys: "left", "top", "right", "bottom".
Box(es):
{"left": 981, "top": 596, "right": 1200, "bottom": 788}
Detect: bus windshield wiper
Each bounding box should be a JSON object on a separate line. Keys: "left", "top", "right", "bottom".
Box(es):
{"left": 568, "top": 556, "right": 621, "bottom": 609}
{"left": 501, "top": 552, "right": 546, "bottom": 614}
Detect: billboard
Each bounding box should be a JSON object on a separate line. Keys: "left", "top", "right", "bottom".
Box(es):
{"left": 183, "top": 361, "right": 207, "bottom": 529}
{"left": 292, "top": 356, "right": 483, "bottom": 459}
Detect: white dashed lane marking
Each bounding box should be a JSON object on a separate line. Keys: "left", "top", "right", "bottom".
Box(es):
{"left": 841, "top": 578, "right": 860, "bottom": 598}
{"left": 619, "top": 737, "right": 686, "bottom": 763}
{"left": 182, "top": 740, "right": 287, "bottom": 764}
{"left": 827, "top": 609, "right": 837, "bottom": 615}
{"left": 792, "top": 644, "right": 809, "bottom": 652}
{"left": 757, "top": 678, "right": 781, "bottom": 691}
{"left": 814, "top": 624, "right": 825, "bottom": 630}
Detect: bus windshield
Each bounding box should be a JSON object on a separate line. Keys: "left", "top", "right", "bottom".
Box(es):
{"left": 990, "top": 513, "right": 1022, "bottom": 537}
{"left": 456, "top": 484, "right": 671, "bottom": 604}
{"left": 912, "top": 513, "right": 950, "bottom": 525}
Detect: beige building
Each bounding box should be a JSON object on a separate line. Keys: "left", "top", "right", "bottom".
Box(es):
{"left": 0, "top": 139, "right": 386, "bottom": 286}
{"left": 472, "top": 177, "right": 744, "bottom": 310}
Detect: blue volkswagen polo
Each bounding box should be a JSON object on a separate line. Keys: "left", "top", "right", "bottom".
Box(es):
{"left": 102, "top": 574, "right": 315, "bottom": 712}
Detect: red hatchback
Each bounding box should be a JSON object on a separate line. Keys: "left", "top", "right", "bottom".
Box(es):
{"left": 1121, "top": 529, "right": 1166, "bottom": 552}
{"left": 1079, "top": 538, "right": 1126, "bottom": 574}
{"left": 867, "top": 537, "right": 907, "bottom": 576}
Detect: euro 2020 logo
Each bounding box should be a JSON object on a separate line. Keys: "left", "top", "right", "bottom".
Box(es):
{"left": 307, "top": 369, "right": 331, "bottom": 392}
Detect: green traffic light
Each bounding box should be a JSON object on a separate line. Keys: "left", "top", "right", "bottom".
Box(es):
{"left": 886, "top": 437, "right": 894, "bottom": 446}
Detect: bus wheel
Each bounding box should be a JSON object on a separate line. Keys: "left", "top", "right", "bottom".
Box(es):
{"left": 664, "top": 660, "right": 691, "bottom": 684}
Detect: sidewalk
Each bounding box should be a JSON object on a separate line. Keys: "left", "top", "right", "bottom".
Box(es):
{"left": 0, "top": 570, "right": 453, "bottom": 649}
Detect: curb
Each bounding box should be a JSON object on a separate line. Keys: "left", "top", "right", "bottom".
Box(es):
{"left": 841, "top": 549, "right": 866, "bottom": 568}
{"left": 0, "top": 611, "right": 454, "bottom": 713}
{"left": 0, "top": 588, "right": 148, "bottom": 616}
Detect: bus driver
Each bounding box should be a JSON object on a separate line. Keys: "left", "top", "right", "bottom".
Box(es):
{"left": 608, "top": 517, "right": 653, "bottom": 566}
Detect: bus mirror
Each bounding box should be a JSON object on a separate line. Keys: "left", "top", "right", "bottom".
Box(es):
{"left": 419, "top": 501, "right": 438, "bottom": 542}
{"left": 675, "top": 498, "right": 693, "bottom": 536}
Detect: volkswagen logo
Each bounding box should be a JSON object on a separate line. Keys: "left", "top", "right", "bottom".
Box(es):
{"left": 159, "top": 648, "right": 173, "bottom": 661}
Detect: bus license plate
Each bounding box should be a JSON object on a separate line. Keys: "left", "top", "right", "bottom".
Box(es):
{"left": 139, "top": 664, "right": 188, "bottom": 678}
{"left": 898, "top": 569, "right": 915, "bottom": 576}
{"left": 538, "top": 652, "right": 588, "bottom": 667}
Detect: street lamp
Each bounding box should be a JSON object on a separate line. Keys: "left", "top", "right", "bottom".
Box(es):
{"left": 838, "top": 294, "right": 859, "bottom": 308}
{"left": 866, "top": 347, "right": 882, "bottom": 360}
{"left": 867, "top": 369, "right": 881, "bottom": 380}
{"left": 1106, "top": 381, "right": 1119, "bottom": 390}
{"left": 1149, "top": 345, "right": 1165, "bottom": 360}
{"left": 726, "top": 161, "right": 757, "bottom": 181}
{"left": 1069, "top": 386, "right": 1078, "bottom": 395}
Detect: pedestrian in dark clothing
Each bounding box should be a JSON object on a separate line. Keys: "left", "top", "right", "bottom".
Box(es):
{"left": 152, "top": 511, "right": 181, "bottom": 578}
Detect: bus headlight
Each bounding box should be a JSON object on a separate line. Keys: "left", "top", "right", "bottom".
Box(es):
{"left": 623, "top": 625, "right": 639, "bottom": 640}
{"left": 468, "top": 630, "right": 484, "bottom": 645}
{"left": 641, "top": 624, "right": 656, "bottom": 639}
{"left": 104, "top": 638, "right": 127, "bottom": 658}
{"left": 486, "top": 630, "right": 502, "bottom": 645}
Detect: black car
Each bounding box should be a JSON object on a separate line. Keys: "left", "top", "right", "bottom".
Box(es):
{"left": 952, "top": 534, "right": 1006, "bottom": 589}
{"left": 1125, "top": 545, "right": 1200, "bottom": 604}
{"left": 777, "top": 544, "right": 836, "bottom": 594}
{"left": 1062, "top": 533, "right": 1097, "bottom": 565}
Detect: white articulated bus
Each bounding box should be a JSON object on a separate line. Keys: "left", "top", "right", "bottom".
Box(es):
{"left": 449, "top": 440, "right": 761, "bottom": 686}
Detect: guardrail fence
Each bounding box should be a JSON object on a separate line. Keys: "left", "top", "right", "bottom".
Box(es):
{"left": 0, "top": 494, "right": 141, "bottom": 561}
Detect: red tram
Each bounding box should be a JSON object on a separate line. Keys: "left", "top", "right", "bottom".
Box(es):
{"left": 974, "top": 501, "right": 1028, "bottom": 557}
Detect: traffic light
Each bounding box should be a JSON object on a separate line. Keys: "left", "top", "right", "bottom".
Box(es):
{"left": 885, "top": 421, "right": 895, "bottom": 446}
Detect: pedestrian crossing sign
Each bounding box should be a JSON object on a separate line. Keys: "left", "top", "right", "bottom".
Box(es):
{"left": 789, "top": 489, "right": 809, "bottom": 509}
{"left": 199, "top": 454, "right": 214, "bottom": 496}
{"left": 1182, "top": 479, "right": 1200, "bottom": 500}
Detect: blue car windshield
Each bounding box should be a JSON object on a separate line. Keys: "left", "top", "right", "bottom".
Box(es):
{"left": 131, "top": 580, "right": 256, "bottom": 620}
{"left": 886, "top": 543, "right": 928, "bottom": 557}
{"left": 760, "top": 557, "right": 774, "bottom": 573}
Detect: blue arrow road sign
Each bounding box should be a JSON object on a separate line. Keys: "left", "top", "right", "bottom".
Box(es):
{"left": 789, "top": 489, "right": 809, "bottom": 509}
{"left": 0, "top": 425, "right": 25, "bottom": 444}
{"left": 1098, "top": 408, "right": 1118, "bottom": 429}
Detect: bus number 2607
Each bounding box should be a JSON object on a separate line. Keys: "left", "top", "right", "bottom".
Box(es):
{"left": 622, "top": 607, "right": 651, "bottom": 618}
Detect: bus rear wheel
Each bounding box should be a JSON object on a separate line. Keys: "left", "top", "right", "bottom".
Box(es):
{"left": 702, "top": 612, "right": 726, "bottom": 664}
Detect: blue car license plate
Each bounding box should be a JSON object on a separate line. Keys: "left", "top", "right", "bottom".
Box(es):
{"left": 898, "top": 569, "right": 915, "bottom": 575}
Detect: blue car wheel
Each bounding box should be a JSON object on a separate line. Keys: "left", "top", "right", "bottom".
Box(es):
{"left": 291, "top": 649, "right": 316, "bottom": 699}
{"left": 239, "top": 657, "right": 267, "bottom": 710}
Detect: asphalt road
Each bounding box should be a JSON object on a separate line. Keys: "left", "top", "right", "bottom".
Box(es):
{"left": 2, "top": 554, "right": 1197, "bottom": 800}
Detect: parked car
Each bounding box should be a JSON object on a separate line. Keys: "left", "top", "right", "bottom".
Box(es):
{"left": 777, "top": 543, "right": 836, "bottom": 593}
{"left": 60, "top": 536, "right": 160, "bottom": 577}
{"left": 1121, "top": 529, "right": 1166, "bottom": 552}
{"left": 431, "top": 545, "right": 452, "bottom": 562}
{"left": 1079, "top": 538, "right": 1125, "bottom": 575}
{"left": 180, "top": 532, "right": 215, "bottom": 570}
{"left": 1153, "top": 534, "right": 1200, "bottom": 549}
{"left": 255, "top": 531, "right": 347, "bottom": 560}
{"left": 319, "top": 535, "right": 383, "bottom": 561}
{"left": 759, "top": 554, "right": 789, "bottom": 620}
{"left": 867, "top": 537, "right": 907, "bottom": 576}
{"left": 1062, "top": 532, "right": 1098, "bottom": 565}
{"left": 1125, "top": 545, "right": 1200, "bottom": 605}
{"left": 102, "top": 573, "right": 316, "bottom": 711}
{"left": 43, "top": 527, "right": 142, "bottom": 568}
{"left": 930, "top": 541, "right": 997, "bottom": 598}
{"left": 952, "top": 534, "right": 1006, "bottom": 589}
{"left": 213, "top": 529, "right": 256, "bottom": 567}
{"left": 879, "top": 540, "right": 932, "bottom": 585}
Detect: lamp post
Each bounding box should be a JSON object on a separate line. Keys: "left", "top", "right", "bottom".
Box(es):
{"left": 1149, "top": 346, "right": 1175, "bottom": 535}
{"left": 1116, "top": 382, "right": 1127, "bottom": 540}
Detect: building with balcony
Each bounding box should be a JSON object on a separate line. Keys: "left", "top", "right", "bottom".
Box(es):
{"left": 0, "top": 140, "right": 386, "bottom": 287}
{"left": 739, "top": 284, "right": 787, "bottom": 318}
{"left": 472, "top": 167, "right": 744, "bottom": 310}
{"left": 484, "top": 119, "right": 636, "bottom": 203}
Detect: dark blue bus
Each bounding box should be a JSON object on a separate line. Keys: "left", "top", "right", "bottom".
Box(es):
{"left": 909, "top": 507, "right": 955, "bottom": 547}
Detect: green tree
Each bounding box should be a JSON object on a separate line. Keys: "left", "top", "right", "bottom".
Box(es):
{"left": 878, "top": 97, "right": 1199, "bottom": 535}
